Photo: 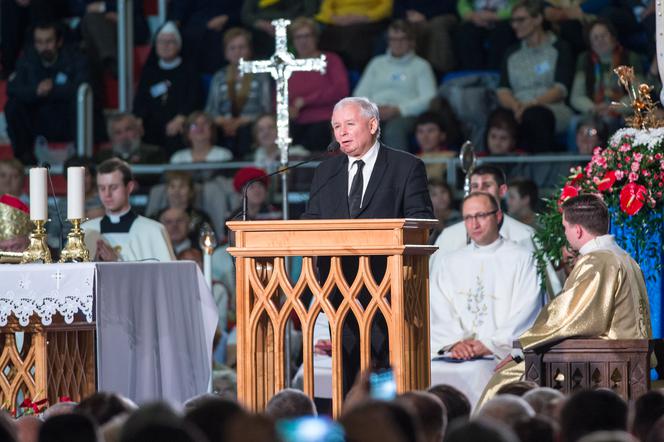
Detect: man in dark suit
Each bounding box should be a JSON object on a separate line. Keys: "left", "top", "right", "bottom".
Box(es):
{"left": 302, "top": 96, "right": 434, "bottom": 393}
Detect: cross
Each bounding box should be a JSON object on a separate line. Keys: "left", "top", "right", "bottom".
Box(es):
{"left": 239, "top": 19, "right": 327, "bottom": 166}
{"left": 51, "top": 270, "right": 63, "bottom": 290}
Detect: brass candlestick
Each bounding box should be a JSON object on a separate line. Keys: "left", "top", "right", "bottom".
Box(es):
{"left": 59, "top": 218, "right": 90, "bottom": 263}
{"left": 21, "top": 219, "right": 52, "bottom": 264}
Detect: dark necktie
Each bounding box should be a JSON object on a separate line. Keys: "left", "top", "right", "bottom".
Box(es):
{"left": 348, "top": 160, "right": 365, "bottom": 217}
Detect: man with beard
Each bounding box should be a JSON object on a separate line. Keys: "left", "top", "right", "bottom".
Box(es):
{"left": 95, "top": 112, "right": 168, "bottom": 165}
{"left": 5, "top": 22, "right": 89, "bottom": 165}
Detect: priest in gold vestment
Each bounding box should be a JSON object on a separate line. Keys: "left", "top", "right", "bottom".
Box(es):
{"left": 478, "top": 194, "right": 652, "bottom": 406}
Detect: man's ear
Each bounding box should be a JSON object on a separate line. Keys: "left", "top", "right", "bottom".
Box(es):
{"left": 575, "top": 223, "right": 584, "bottom": 239}
{"left": 369, "top": 117, "right": 378, "bottom": 136}
{"left": 496, "top": 209, "right": 504, "bottom": 225}
{"left": 498, "top": 184, "right": 508, "bottom": 198}
{"left": 126, "top": 180, "right": 136, "bottom": 195}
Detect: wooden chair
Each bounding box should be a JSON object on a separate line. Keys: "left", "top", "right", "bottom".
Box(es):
{"left": 522, "top": 339, "right": 664, "bottom": 400}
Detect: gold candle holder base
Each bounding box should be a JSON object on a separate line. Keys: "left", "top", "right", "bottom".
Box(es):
{"left": 21, "top": 219, "right": 52, "bottom": 264}
{"left": 59, "top": 218, "right": 90, "bottom": 263}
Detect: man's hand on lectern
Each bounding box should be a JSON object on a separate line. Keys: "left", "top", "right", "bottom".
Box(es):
{"left": 314, "top": 339, "right": 332, "bottom": 356}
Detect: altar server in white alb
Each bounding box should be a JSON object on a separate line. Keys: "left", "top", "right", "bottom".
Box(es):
{"left": 430, "top": 164, "right": 562, "bottom": 297}
{"left": 429, "top": 191, "right": 541, "bottom": 407}
{"left": 82, "top": 158, "right": 175, "bottom": 262}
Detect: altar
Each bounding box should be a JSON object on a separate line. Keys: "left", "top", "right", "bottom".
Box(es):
{"left": 0, "top": 261, "right": 218, "bottom": 409}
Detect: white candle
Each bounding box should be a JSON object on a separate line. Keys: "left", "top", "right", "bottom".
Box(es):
{"left": 67, "top": 167, "right": 86, "bottom": 219}
{"left": 203, "top": 251, "right": 212, "bottom": 289}
{"left": 29, "top": 167, "right": 48, "bottom": 221}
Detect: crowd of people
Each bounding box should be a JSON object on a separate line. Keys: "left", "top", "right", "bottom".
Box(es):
{"left": 2, "top": 374, "right": 664, "bottom": 441}
{"left": 0, "top": 0, "right": 662, "bottom": 440}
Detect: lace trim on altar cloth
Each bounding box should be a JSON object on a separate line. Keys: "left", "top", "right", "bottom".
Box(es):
{"left": 0, "top": 263, "right": 96, "bottom": 326}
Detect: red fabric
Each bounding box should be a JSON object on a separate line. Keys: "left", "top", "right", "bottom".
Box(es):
{"left": 233, "top": 167, "right": 268, "bottom": 192}
{"left": 0, "top": 194, "right": 29, "bottom": 213}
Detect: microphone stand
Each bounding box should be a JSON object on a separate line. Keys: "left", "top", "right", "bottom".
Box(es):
{"left": 241, "top": 142, "right": 339, "bottom": 221}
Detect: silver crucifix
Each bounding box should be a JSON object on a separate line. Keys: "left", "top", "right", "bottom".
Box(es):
{"left": 239, "top": 18, "right": 327, "bottom": 170}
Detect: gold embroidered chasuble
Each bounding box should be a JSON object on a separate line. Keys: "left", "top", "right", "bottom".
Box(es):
{"left": 477, "top": 234, "right": 652, "bottom": 406}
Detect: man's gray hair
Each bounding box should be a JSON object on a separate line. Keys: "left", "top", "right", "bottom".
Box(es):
{"left": 107, "top": 111, "right": 140, "bottom": 137}
{"left": 476, "top": 394, "right": 535, "bottom": 429}
{"left": 522, "top": 387, "right": 564, "bottom": 417}
{"left": 333, "top": 97, "right": 381, "bottom": 138}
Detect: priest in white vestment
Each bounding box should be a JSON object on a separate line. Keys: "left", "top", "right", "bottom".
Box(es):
{"left": 429, "top": 191, "right": 541, "bottom": 407}
{"left": 83, "top": 158, "right": 175, "bottom": 262}
{"left": 429, "top": 165, "right": 562, "bottom": 297}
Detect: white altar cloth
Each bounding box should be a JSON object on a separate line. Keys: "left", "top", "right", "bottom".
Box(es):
{"left": 0, "top": 261, "right": 218, "bottom": 405}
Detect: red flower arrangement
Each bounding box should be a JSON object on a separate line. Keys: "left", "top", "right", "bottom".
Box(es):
{"left": 535, "top": 127, "right": 664, "bottom": 273}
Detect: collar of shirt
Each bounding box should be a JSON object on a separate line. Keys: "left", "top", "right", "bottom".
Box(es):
{"left": 578, "top": 234, "right": 619, "bottom": 256}
{"left": 470, "top": 236, "right": 504, "bottom": 253}
{"left": 107, "top": 207, "right": 132, "bottom": 224}
{"left": 159, "top": 57, "right": 182, "bottom": 70}
{"left": 347, "top": 140, "right": 380, "bottom": 198}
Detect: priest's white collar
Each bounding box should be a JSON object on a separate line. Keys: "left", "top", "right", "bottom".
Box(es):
{"left": 159, "top": 57, "right": 182, "bottom": 70}
{"left": 107, "top": 207, "right": 132, "bottom": 224}
{"left": 471, "top": 236, "right": 504, "bottom": 253}
{"left": 579, "top": 234, "right": 620, "bottom": 255}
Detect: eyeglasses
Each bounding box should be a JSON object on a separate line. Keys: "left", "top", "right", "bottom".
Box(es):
{"left": 463, "top": 209, "right": 499, "bottom": 223}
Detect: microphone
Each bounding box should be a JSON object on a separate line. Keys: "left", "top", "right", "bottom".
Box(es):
{"left": 240, "top": 142, "right": 339, "bottom": 221}
{"left": 40, "top": 162, "right": 65, "bottom": 253}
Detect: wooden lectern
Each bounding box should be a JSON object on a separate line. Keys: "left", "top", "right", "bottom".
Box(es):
{"left": 227, "top": 219, "right": 437, "bottom": 417}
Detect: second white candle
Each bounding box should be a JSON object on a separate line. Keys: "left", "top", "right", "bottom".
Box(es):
{"left": 67, "top": 167, "right": 86, "bottom": 219}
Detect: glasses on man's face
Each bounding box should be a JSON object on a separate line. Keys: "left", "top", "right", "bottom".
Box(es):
{"left": 463, "top": 209, "right": 498, "bottom": 223}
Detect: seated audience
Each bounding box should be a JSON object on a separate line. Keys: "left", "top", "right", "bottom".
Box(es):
{"left": 394, "top": 0, "right": 459, "bottom": 74}
{"left": 0, "top": 158, "right": 27, "bottom": 203}
{"left": 521, "top": 387, "right": 564, "bottom": 419}
{"left": 205, "top": 27, "right": 271, "bottom": 158}
{"left": 15, "top": 415, "right": 41, "bottom": 442}
{"left": 168, "top": 0, "right": 242, "bottom": 74}
{"left": 38, "top": 413, "right": 99, "bottom": 442}
{"left": 477, "top": 394, "right": 536, "bottom": 429}
{"left": 426, "top": 384, "right": 471, "bottom": 427}
{"left": 133, "top": 22, "right": 203, "bottom": 155}
{"left": 156, "top": 171, "right": 216, "bottom": 241}
{"left": 560, "top": 390, "right": 628, "bottom": 442}
{"left": 241, "top": 0, "right": 319, "bottom": 59}
{"left": 340, "top": 399, "right": 423, "bottom": 442}
{"left": 429, "top": 192, "right": 540, "bottom": 406}
{"left": 445, "top": 420, "right": 519, "bottom": 442}
{"left": 170, "top": 111, "right": 233, "bottom": 165}
{"left": 184, "top": 395, "right": 246, "bottom": 442}
{"left": 396, "top": 391, "right": 447, "bottom": 442}
{"left": 75, "top": 391, "right": 137, "bottom": 427}
{"left": 159, "top": 208, "right": 195, "bottom": 255}
{"left": 249, "top": 114, "right": 309, "bottom": 170}
{"left": 75, "top": 0, "right": 150, "bottom": 80}
{"left": 513, "top": 416, "right": 558, "bottom": 442}
{"left": 264, "top": 388, "right": 317, "bottom": 420}
{"left": 353, "top": 20, "right": 437, "bottom": 150}
{"left": 82, "top": 158, "right": 175, "bottom": 262}
{"left": 96, "top": 112, "right": 167, "bottom": 165}
{"left": 574, "top": 114, "right": 609, "bottom": 154}
{"left": 453, "top": 0, "right": 516, "bottom": 70}
{"left": 632, "top": 390, "right": 664, "bottom": 442}
{"left": 570, "top": 19, "right": 643, "bottom": 134}
{"left": 415, "top": 112, "right": 457, "bottom": 180}
{"left": 485, "top": 108, "right": 523, "bottom": 156}
{"left": 0, "top": 194, "right": 31, "bottom": 253}
{"left": 507, "top": 178, "right": 539, "bottom": 227}
{"left": 288, "top": 17, "right": 349, "bottom": 151}
{"left": 495, "top": 380, "right": 539, "bottom": 396}
{"left": 497, "top": 0, "right": 574, "bottom": 152}
{"left": 5, "top": 22, "right": 89, "bottom": 164}
{"left": 428, "top": 179, "right": 461, "bottom": 244}
{"left": 315, "top": 0, "right": 391, "bottom": 71}
{"left": 120, "top": 402, "right": 204, "bottom": 442}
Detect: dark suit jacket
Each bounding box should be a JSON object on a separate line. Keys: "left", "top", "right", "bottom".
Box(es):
{"left": 302, "top": 144, "right": 434, "bottom": 220}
